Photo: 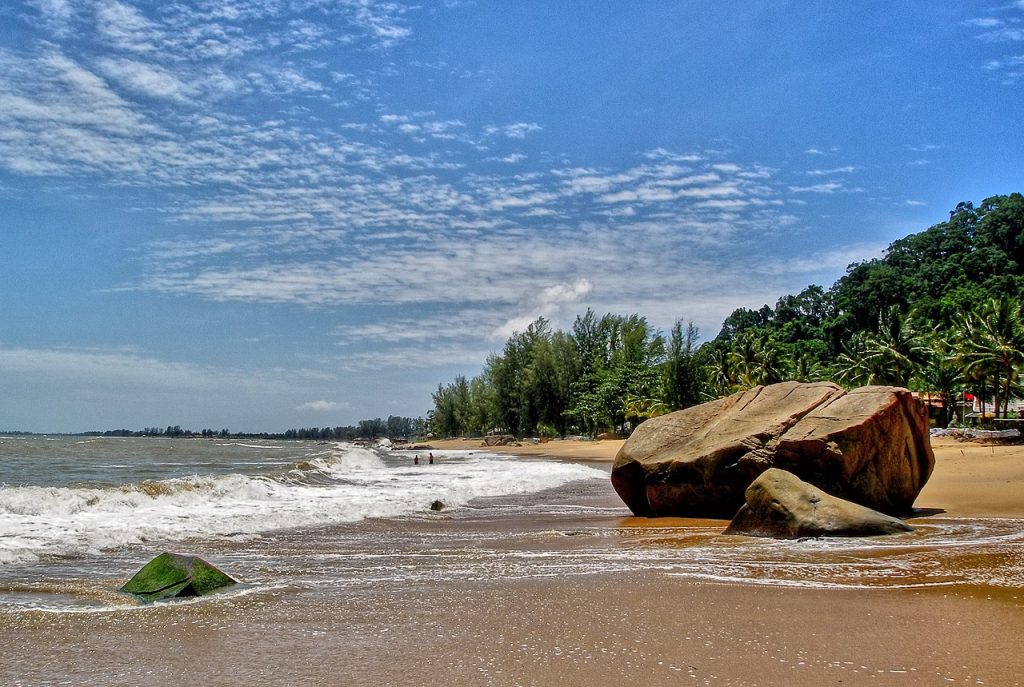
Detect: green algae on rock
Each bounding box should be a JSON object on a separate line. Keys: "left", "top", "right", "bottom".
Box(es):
{"left": 120, "top": 552, "right": 238, "bottom": 602}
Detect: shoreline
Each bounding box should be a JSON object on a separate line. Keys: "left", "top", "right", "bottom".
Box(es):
{"left": 4, "top": 478, "right": 1024, "bottom": 686}
{"left": 3, "top": 437, "right": 1024, "bottom": 685}
{"left": 428, "top": 435, "right": 1024, "bottom": 519}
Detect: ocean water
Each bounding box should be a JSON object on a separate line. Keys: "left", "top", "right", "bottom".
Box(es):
{"left": 2, "top": 435, "right": 1023, "bottom": 616}
{"left": 0, "top": 436, "right": 606, "bottom": 567}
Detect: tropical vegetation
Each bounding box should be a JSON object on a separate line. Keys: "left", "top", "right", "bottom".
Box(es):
{"left": 429, "top": 193, "right": 1024, "bottom": 437}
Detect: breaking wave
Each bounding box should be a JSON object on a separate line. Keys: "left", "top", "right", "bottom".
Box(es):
{"left": 0, "top": 443, "right": 605, "bottom": 565}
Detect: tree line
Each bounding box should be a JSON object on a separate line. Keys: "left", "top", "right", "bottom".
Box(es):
{"left": 83, "top": 416, "right": 427, "bottom": 441}
{"left": 429, "top": 193, "right": 1024, "bottom": 437}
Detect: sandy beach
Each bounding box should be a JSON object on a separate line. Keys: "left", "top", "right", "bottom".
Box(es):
{"left": 3, "top": 436, "right": 1023, "bottom": 686}
{"left": 429, "top": 435, "right": 1024, "bottom": 518}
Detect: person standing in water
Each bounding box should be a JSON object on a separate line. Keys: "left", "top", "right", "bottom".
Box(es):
{"left": 414, "top": 455, "right": 419, "bottom": 465}
{"left": 428, "top": 453, "right": 434, "bottom": 465}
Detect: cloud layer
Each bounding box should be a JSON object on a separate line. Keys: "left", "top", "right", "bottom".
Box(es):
{"left": 0, "top": 0, "right": 992, "bottom": 429}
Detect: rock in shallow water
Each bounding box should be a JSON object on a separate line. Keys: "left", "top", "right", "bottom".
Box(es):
{"left": 724, "top": 468, "right": 914, "bottom": 538}
{"left": 120, "top": 552, "right": 237, "bottom": 602}
{"left": 611, "top": 382, "right": 934, "bottom": 518}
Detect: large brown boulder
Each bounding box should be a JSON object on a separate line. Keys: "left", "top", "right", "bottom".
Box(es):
{"left": 724, "top": 468, "right": 914, "bottom": 538}
{"left": 611, "top": 382, "right": 933, "bottom": 518}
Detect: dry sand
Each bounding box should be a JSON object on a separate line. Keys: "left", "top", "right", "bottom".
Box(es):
{"left": 918, "top": 436, "right": 1024, "bottom": 517}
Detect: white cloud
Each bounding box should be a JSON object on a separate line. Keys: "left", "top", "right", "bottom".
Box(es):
{"left": 978, "top": 27, "right": 1024, "bottom": 42}
{"left": 0, "top": 344, "right": 292, "bottom": 395}
{"left": 788, "top": 182, "right": 846, "bottom": 194}
{"left": 806, "top": 166, "right": 856, "bottom": 176}
{"left": 964, "top": 18, "right": 1004, "bottom": 29}
{"left": 95, "top": 57, "right": 193, "bottom": 101}
{"left": 29, "top": 0, "right": 76, "bottom": 34}
{"left": 0, "top": 3, "right": 884, "bottom": 392}
{"left": 346, "top": 0, "right": 413, "bottom": 47}
{"left": 296, "top": 400, "right": 348, "bottom": 412}
{"left": 965, "top": 7, "right": 1024, "bottom": 84}
{"left": 333, "top": 342, "right": 495, "bottom": 372}
{"left": 489, "top": 190, "right": 559, "bottom": 209}
{"left": 493, "top": 122, "right": 542, "bottom": 139}
{"left": 95, "top": 0, "right": 163, "bottom": 53}
{"left": 493, "top": 278, "right": 593, "bottom": 339}
{"left": 696, "top": 199, "right": 748, "bottom": 210}
{"left": 768, "top": 243, "right": 887, "bottom": 275}
{"left": 644, "top": 148, "right": 703, "bottom": 162}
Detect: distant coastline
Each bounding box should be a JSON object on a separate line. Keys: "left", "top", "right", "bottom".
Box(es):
{"left": 2, "top": 415, "right": 427, "bottom": 441}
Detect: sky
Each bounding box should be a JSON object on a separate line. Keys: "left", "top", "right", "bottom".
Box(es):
{"left": 0, "top": 1, "right": 1022, "bottom": 432}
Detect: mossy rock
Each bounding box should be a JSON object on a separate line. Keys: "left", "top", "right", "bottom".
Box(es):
{"left": 121, "top": 552, "right": 238, "bottom": 602}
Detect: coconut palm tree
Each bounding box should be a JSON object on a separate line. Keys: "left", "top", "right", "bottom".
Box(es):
{"left": 726, "top": 332, "right": 786, "bottom": 389}
{"left": 752, "top": 338, "right": 787, "bottom": 386}
{"left": 624, "top": 394, "right": 670, "bottom": 425}
{"left": 920, "top": 330, "right": 963, "bottom": 427}
{"left": 860, "top": 306, "right": 930, "bottom": 387}
{"left": 727, "top": 333, "right": 760, "bottom": 390}
{"left": 835, "top": 331, "right": 874, "bottom": 387}
{"left": 708, "top": 345, "right": 736, "bottom": 398}
{"left": 788, "top": 351, "right": 824, "bottom": 383}
{"left": 954, "top": 297, "right": 1024, "bottom": 419}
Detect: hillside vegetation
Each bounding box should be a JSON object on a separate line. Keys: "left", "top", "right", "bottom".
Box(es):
{"left": 430, "top": 193, "right": 1024, "bottom": 437}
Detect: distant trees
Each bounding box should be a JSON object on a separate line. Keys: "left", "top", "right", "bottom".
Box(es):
{"left": 85, "top": 416, "right": 427, "bottom": 441}
{"left": 278, "top": 416, "right": 427, "bottom": 441}
{"left": 429, "top": 193, "right": 1024, "bottom": 436}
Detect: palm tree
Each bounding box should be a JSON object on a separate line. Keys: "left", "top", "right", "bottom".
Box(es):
{"left": 860, "top": 306, "right": 930, "bottom": 387}
{"left": 835, "top": 331, "right": 874, "bottom": 387}
{"left": 920, "top": 330, "right": 963, "bottom": 427}
{"left": 789, "top": 351, "right": 823, "bottom": 383}
{"left": 709, "top": 345, "right": 736, "bottom": 397}
{"left": 752, "top": 337, "right": 787, "bottom": 386}
{"left": 624, "top": 394, "right": 670, "bottom": 425}
{"left": 954, "top": 297, "right": 1024, "bottom": 419}
{"left": 727, "top": 333, "right": 760, "bottom": 390}
{"left": 726, "top": 332, "right": 786, "bottom": 389}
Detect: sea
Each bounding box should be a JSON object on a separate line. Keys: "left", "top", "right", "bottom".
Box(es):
{"left": 2, "top": 435, "right": 1024, "bottom": 616}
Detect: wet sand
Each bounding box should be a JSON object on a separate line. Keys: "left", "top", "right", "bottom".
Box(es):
{"left": 4, "top": 437, "right": 1024, "bottom": 686}
{"left": 4, "top": 573, "right": 1023, "bottom": 686}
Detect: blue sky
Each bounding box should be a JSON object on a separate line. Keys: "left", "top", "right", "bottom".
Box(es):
{"left": 1, "top": 1, "right": 1021, "bottom": 432}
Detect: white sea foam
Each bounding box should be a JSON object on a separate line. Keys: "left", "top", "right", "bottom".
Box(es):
{"left": 0, "top": 582, "right": 272, "bottom": 614}
{"left": 0, "top": 443, "right": 605, "bottom": 566}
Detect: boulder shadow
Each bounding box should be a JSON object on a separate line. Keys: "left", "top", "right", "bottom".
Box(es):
{"left": 907, "top": 507, "right": 946, "bottom": 519}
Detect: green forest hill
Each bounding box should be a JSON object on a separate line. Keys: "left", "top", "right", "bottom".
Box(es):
{"left": 429, "top": 193, "right": 1024, "bottom": 438}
